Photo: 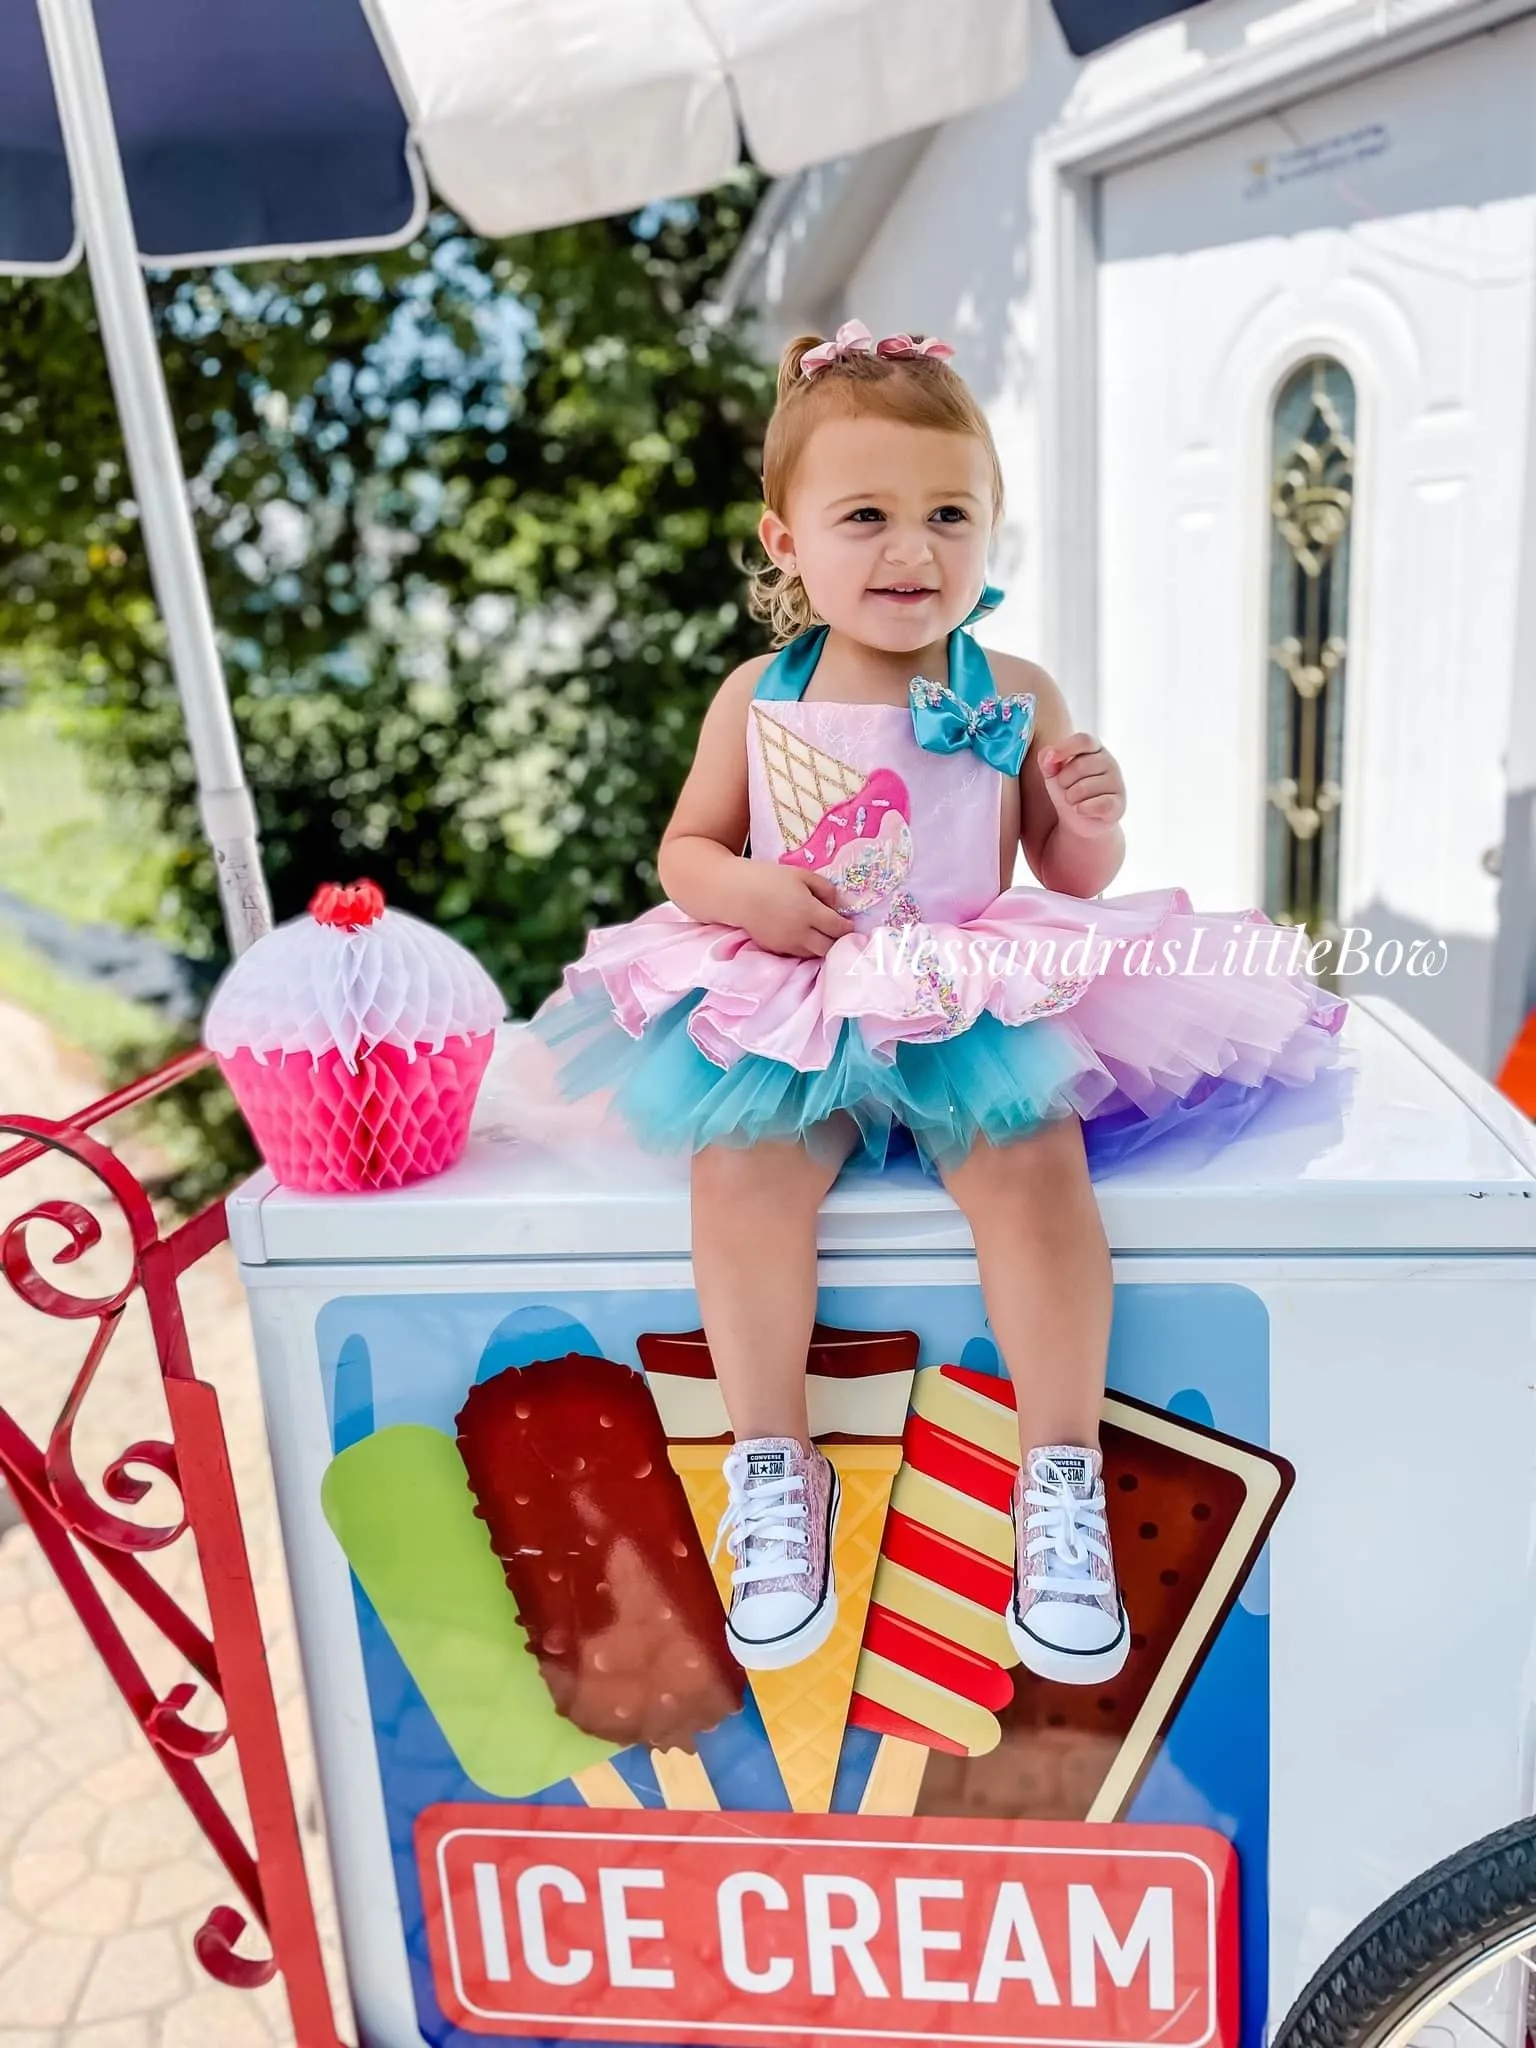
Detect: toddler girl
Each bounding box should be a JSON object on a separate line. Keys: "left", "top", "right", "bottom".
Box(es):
{"left": 522, "top": 320, "right": 1345, "bottom": 1684}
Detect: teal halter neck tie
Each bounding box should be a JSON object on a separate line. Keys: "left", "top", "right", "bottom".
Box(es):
{"left": 751, "top": 585, "right": 1033, "bottom": 778}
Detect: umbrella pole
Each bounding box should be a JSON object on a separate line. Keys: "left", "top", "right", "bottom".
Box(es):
{"left": 36, "top": 0, "right": 272, "bottom": 955}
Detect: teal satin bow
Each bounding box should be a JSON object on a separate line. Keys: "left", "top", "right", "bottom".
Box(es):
{"left": 910, "top": 673, "right": 1035, "bottom": 774}
{"left": 906, "top": 587, "right": 1031, "bottom": 773}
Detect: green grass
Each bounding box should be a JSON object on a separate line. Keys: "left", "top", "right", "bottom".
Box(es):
{"left": 0, "top": 699, "right": 248, "bottom": 1204}
{"left": 0, "top": 927, "right": 170, "bottom": 1070}
{"left": 0, "top": 698, "right": 174, "bottom": 1071}
{"left": 0, "top": 699, "right": 172, "bottom": 929}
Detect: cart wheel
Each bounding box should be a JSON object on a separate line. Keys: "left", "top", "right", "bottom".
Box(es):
{"left": 1275, "top": 1816, "right": 1536, "bottom": 2048}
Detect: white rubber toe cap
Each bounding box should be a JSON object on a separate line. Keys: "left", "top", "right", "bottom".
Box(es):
{"left": 729, "top": 1589, "right": 816, "bottom": 1645}
{"left": 726, "top": 1589, "right": 840, "bottom": 1672}
{"left": 1007, "top": 1597, "right": 1131, "bottom": 1686}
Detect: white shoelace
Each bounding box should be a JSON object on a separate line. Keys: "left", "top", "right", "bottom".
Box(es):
{"left": 1023, "top": 1457, "right": 1112, "bottom": 1597}
{"left": 711, "top": 1452, "right": 809, "bottom": 1589}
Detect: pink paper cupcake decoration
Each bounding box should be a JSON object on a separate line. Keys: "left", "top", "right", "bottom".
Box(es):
{"left": 204, "top": 880, "right": 506, "bottom": 1194}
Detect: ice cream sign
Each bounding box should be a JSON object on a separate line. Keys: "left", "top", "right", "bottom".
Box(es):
{"left": 318, "top": 1303, "right": 1283, "bottom": 2047}
{"left": 417, "top": 1807, "right": 1239, "bottom": 2046}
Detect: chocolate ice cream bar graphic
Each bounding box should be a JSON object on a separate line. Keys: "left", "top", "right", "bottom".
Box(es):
{"left": 639, "top": 1322, "right": 919, "bottom": 1815}
{"left": 853, "top": 1365, "right": 1292, "bottom": 1821}
{"left": 454, "top": 1352, "right": 745, "bottom": 1770}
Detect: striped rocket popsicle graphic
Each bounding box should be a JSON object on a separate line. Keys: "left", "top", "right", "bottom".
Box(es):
{"left": 849, "top": 1364, "right": 1021, "bottom": 1796}
{"left": 851, "top": 1362, "right": 1295, "bottom": 1822}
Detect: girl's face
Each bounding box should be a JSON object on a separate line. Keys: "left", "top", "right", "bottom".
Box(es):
{"left": 760, "top": 413, "right": 995, "bottom": 654}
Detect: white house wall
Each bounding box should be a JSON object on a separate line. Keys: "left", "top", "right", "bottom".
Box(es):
{"left": 748, "top": 0, "right": 1536, "bottom": 1073}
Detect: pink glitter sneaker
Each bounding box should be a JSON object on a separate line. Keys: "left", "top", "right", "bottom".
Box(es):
{"left": 1006, "top": 1444, "right": 1129, "bottom": 1684}
{"left": 713, "top": 1439, "right": 840, "bottom": 1671}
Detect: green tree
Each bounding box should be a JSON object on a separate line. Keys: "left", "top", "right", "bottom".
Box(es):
{"left": 0, "top": 177, "right": 772, "bottom": 1023}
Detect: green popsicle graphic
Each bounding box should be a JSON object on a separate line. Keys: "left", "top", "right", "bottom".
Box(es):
{"left": 320, "top": 1423, "right": 618, "bottom": 1796}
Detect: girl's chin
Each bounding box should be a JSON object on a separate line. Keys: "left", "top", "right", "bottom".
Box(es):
{"left": 825, "top": 598, "right": 966, "bottom": 648}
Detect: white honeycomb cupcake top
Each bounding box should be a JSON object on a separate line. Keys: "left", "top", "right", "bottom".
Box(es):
{"left": 203, "top": 881, "right": 506, "bottom": 1069}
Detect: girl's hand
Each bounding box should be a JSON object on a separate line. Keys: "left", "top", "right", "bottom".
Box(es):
{"left": 735, "top": 862, "right": 854, "bottom": 958}
{"left": 1038, "top": 733, "right": 1126, "bottom": 838}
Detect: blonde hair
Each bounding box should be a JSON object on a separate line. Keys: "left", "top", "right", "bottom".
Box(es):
{"left": 747, "top": 331, "right": 1005, "bottom": 645}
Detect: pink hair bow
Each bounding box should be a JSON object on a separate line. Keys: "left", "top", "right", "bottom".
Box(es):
{"left": 800, "top": 320, "right": 956, "bottom": 376}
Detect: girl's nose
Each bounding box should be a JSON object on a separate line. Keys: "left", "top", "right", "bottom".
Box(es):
{"left": 884, "top": 527, "right": 934, "bottom": 566}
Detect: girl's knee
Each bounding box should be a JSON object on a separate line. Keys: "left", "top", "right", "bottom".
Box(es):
{"left": 691, "top": 1134, "right": 841, "bottom": 1206}
{"left": 942, "top": 1117, "right": 1089, "bottom": 1215}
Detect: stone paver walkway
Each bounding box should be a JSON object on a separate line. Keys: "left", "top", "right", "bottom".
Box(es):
{"left": 0, "top": 1002, "right": 353, "bottom": 2046}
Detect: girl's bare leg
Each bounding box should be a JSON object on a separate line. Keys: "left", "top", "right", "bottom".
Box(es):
{"left": 937, "top": 1115, "right": 1112, "bottom": 1459}
{"left": 690, "top": 1118, "right": 859, "bottom": 1444}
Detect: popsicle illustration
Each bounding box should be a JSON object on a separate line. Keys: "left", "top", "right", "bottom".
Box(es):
{"left": 640, "top": 1320, "right": 918, "bottom": 1814}
{"left": 454, "top": 1351, "right": 746, "bottom": 1771}
{"left": 322, "top": 1324, "right": 744, "bottom": 1808}
{"left": 754, "top": 708, "right": 913, "bottom": 914}
{"left": 852, "top": 1363, "right": 1293, "bottom": 1821}
{"left": 320, "top": 1418, "right": 620, "bottom": 1800}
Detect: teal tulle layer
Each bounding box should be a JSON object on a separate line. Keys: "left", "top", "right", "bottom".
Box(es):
{"left": 533, "top": 984, "right": 1247, "bottom": 1175}
{"left": 534, "top": 982, "right": 1295, "bottom": 1177}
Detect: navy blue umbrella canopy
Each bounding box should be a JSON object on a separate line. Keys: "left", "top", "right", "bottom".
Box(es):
{"left": 2, "top": 0, "right": 421, "bottom": 269}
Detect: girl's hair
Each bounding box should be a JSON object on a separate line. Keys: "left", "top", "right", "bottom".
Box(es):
{"left": 747, "top": 330, "right": 1005, "bottom": 645}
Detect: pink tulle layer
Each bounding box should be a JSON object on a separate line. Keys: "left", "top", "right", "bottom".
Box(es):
{"left": 218, "top": 1033, "right": 495, "bottom": 1193}
{"left": 559, "top": 883, "right": 1348, "bottom": 1126}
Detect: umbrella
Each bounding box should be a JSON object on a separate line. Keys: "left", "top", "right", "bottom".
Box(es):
{"left": 5, "top": 0, "right": 1037, "bottom": 951}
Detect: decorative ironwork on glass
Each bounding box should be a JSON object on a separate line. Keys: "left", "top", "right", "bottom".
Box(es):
{"left": 1264, "top": 357, "right": 1355, "bottom": 980}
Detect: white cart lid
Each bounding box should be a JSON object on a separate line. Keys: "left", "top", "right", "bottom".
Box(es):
{"left": 227, "top": 996, "right": 1536, "bottom": 1266}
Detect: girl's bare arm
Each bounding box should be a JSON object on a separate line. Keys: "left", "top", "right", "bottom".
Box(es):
{"left": 656, "top": 658, "right": 767, "bottom": 923}
{"left": 993, "top": 652, "right": 1127, "bottom": 897}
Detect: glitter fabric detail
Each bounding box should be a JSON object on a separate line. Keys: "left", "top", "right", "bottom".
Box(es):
{"left": 883, "top": 888, "right": 964, "bottom": 1036}
{"left": 823, "top": 813, "right": 914, "bottom": 913}
{"left": 1012, "top": 974, "right": 1096, "bottom": 1021}
{"left": 1012, "top": 1446, "right": 1122, "bottom": 1628}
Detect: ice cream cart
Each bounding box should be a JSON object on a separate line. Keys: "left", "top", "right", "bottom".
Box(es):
{"left": 217, "top": 992, "right": 1536, "bottom": 2048}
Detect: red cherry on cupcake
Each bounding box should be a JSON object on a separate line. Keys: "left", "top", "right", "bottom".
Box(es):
{"left": 308, "top": 879, "right": 386, "bottom": 929}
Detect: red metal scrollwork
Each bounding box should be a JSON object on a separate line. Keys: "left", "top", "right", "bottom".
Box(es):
{"left": 0, "top": 1051, "right": 349, "bottom": 2048}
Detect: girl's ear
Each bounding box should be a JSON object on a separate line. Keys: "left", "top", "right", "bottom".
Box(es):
{"left": 758, "top": 507, "right": 797, "bottom": 574}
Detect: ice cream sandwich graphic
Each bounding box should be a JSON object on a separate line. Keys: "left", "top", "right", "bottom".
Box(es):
{"left": 639, "top": 1321, "right": 919, "bottom": 1815}
{"left": 853, "top": 1364, "right": 1292, "bottom": 1821}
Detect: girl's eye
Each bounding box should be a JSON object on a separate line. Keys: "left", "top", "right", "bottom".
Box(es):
{"left": 847, "top": 507, "right": 885, "bottom": 523}
{"left": 931, "top": 505, "right": 968, "bottom": 524}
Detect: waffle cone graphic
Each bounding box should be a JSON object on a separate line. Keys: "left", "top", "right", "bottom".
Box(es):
{"left": 668, "top": 1440, "right": 901, "bottom": 1814}
{"left": 753, "top": 706, "right": 864, "bottom": 851}
{"left": 640, "top": 1322, "right": 919, "bottom": 1816}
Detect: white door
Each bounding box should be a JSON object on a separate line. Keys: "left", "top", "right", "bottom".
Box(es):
{"left": 1096, "top": 16, "right": 1536, "bottom": 1073}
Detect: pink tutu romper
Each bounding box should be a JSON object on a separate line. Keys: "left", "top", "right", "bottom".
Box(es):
{"left": 522, "top": 617, "right": 1347, "bottom": 1175}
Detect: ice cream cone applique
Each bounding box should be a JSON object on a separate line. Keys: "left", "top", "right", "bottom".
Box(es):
{"left": 753, "top": 706, "right": 913, "bottom": 916}
{"left": 851, "top": 1364, "right": 1293, "bottom": 1823}
{"left": 640, "top": 1322, "right": 918, "bottom": 1816}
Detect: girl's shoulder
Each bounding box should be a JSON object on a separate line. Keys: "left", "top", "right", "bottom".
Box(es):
{"left": 979, "top": 645, "right": 1056, "bottom": 699}
{"left": 689, "top": 652, "right": 776, "bottom": 759}
{"left": 719, "top": 651, "right": 778, "bottom": 700}
{"left": 979, "top": 645, "right": 1071, "bottom": 734}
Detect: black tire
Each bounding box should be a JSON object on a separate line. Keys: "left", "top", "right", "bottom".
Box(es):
{"left": 1274, "top": 1815, "right": 1536, "bottom": 2048}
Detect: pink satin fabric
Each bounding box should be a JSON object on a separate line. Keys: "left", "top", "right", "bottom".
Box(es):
{"left": 556, "top": 696, "right": 1346, "bottom": 1105}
